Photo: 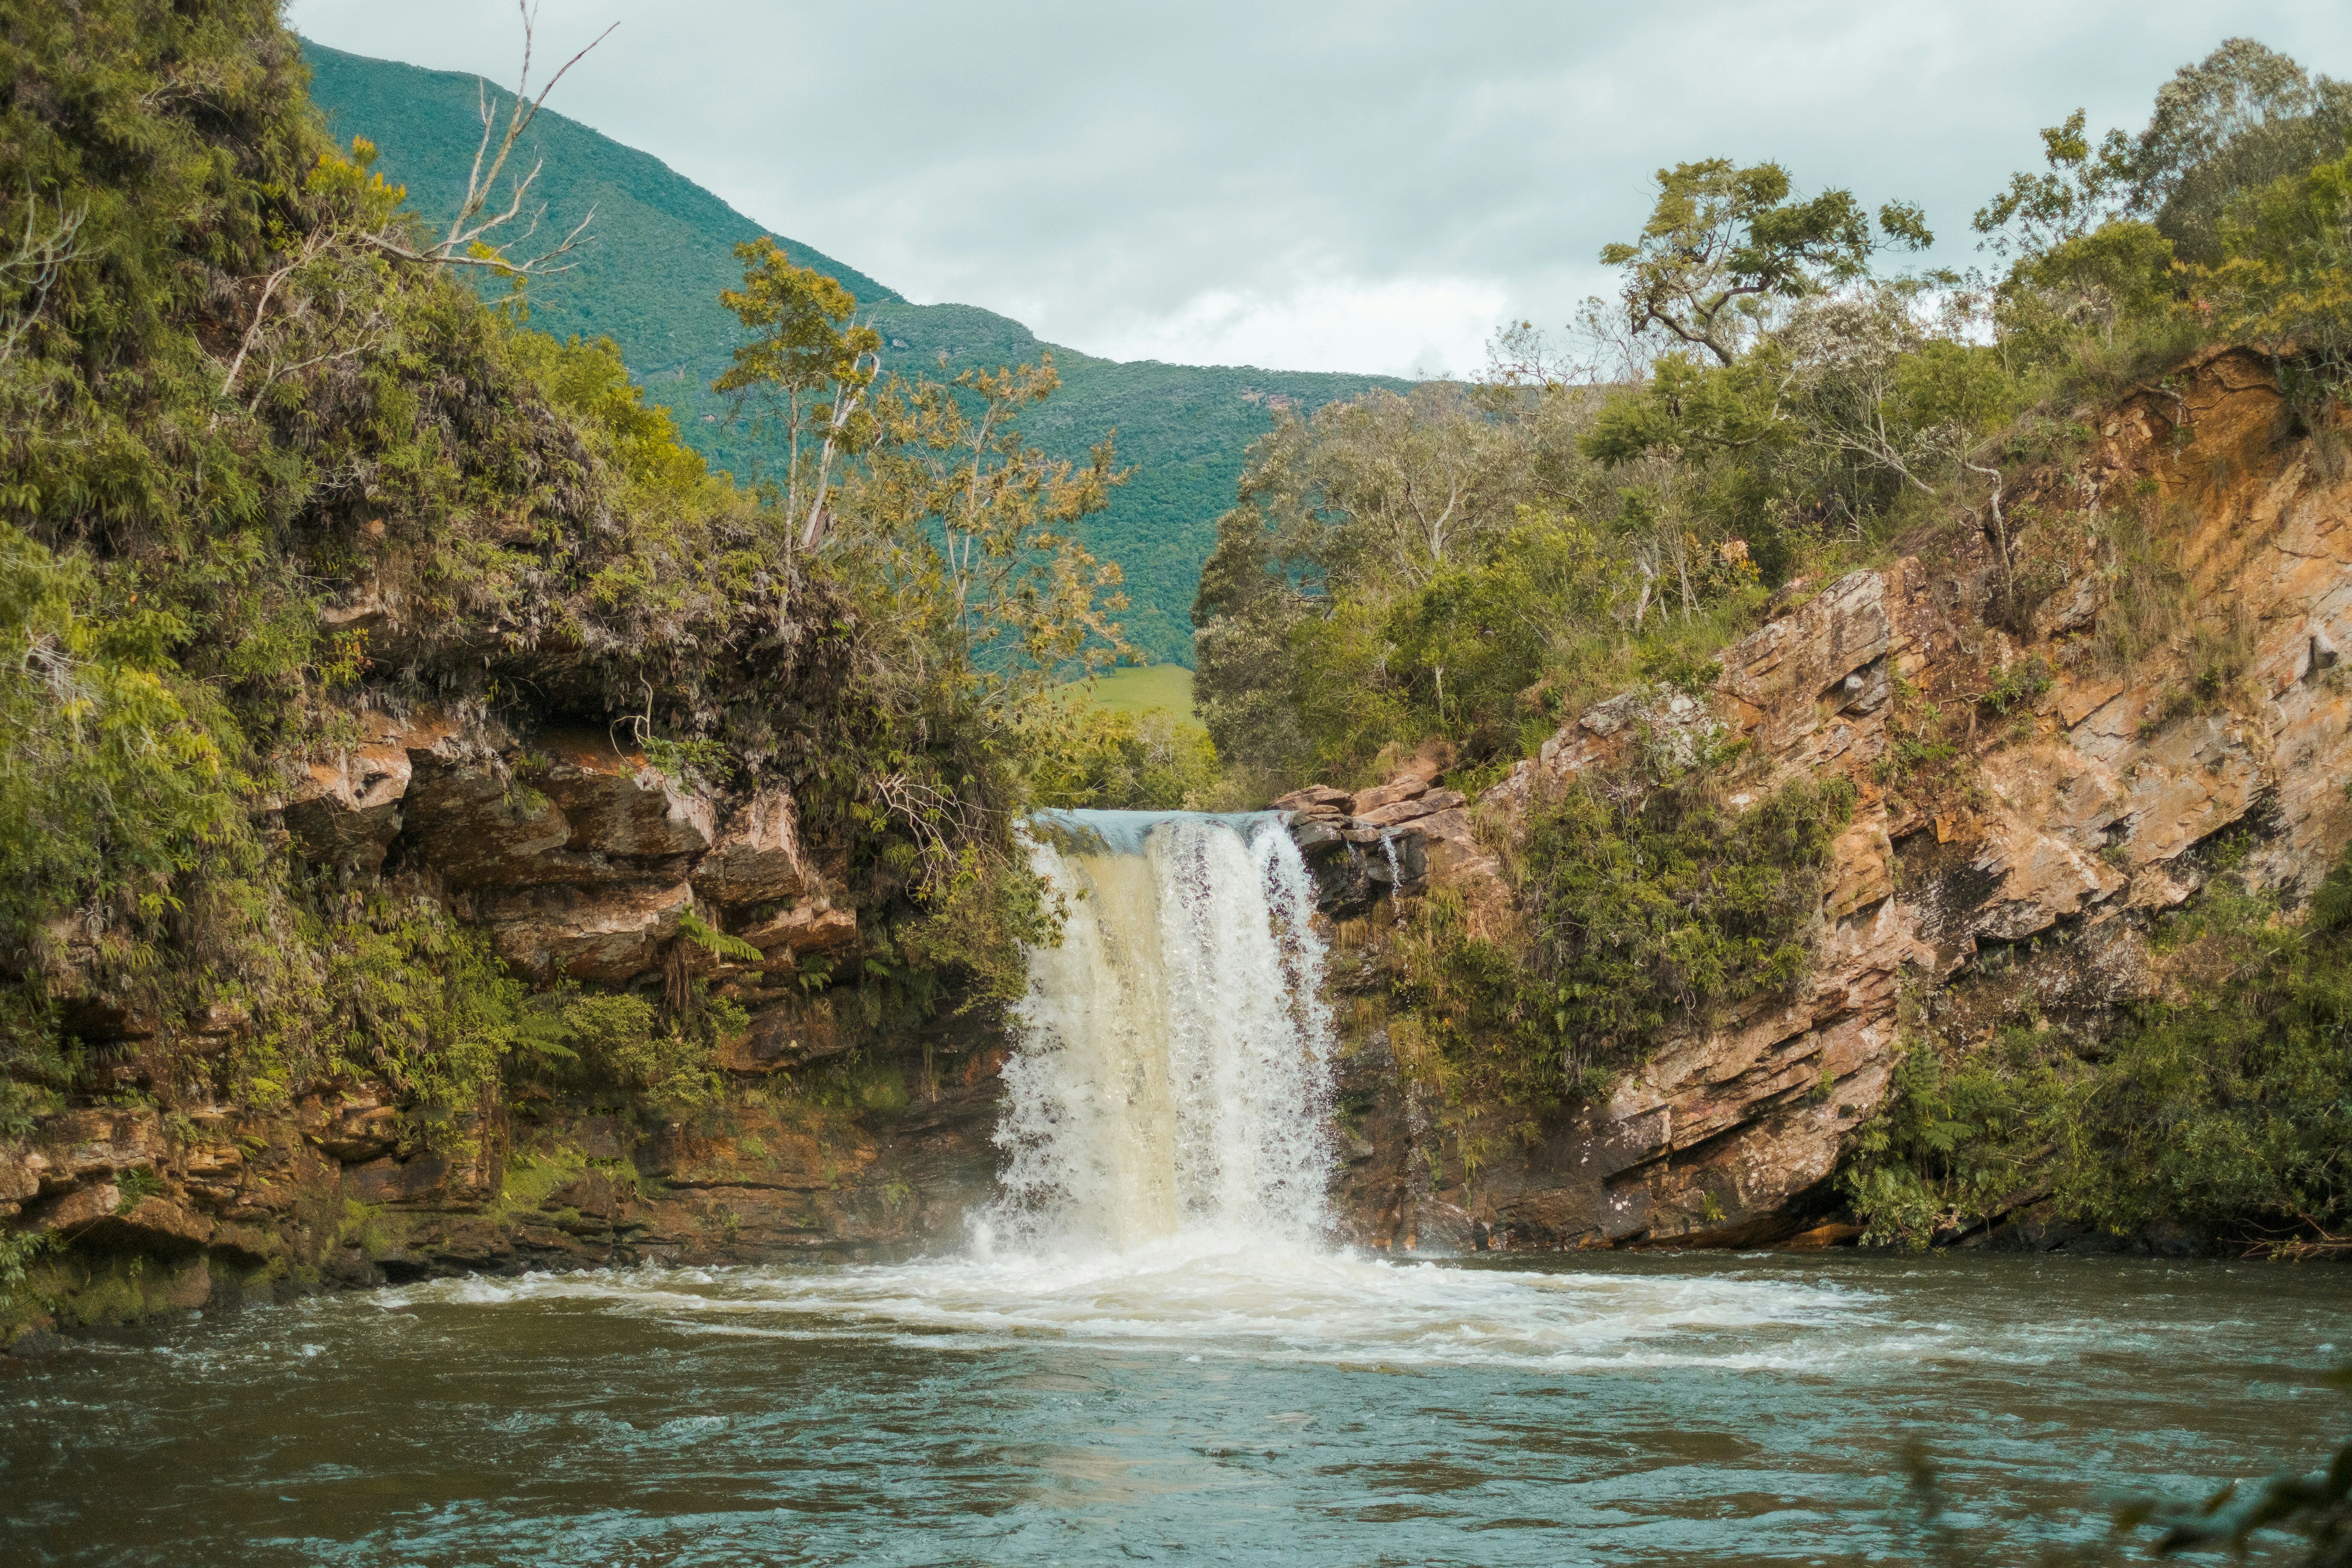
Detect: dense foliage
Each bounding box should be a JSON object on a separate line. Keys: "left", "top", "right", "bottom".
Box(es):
{"left": 1194, "top": 37, "right": 2352, "bottom": 799}
{"left": 1189, "top": 379, "right": 1764, "bottom": 791}
{"left": 1386, "top": 756, "right": 1853, "bottom": 1110}
{"left": 0, "top": 0, "right": 1128, "bottom": 1146}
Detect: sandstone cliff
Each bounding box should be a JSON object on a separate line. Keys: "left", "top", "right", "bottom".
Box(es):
{"left": 1308, "top": 346, "right": 2352, "bottom": 1255}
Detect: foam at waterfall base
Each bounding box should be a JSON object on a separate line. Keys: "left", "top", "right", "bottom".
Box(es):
{"left": 380, "top": 1239, "right": 1902, "bottom": 1374}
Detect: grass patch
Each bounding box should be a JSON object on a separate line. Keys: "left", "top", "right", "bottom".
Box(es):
{"left": 1060, "top": 665, "right": 1199, "bottom": 727}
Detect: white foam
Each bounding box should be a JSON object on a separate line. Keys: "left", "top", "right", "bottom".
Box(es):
{"left": 384, "top": 1240, "right": 1897, "bottom": 1374}
{"left": 989, "top": 813, "right": 1334, "bottom": 1251}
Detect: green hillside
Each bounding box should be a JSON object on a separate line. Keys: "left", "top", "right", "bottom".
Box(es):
{"left": 302, "top": 41, "right": 1408, "bottom": 666}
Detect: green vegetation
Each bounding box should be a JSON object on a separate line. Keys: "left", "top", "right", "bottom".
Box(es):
{"left": 1847, "top": 845, "right": 2352, "bottom": 1256}
{"left": 1195, "top": 35, "right": 2352, "bottom": 1195}
{"left": 0, "top": 0, "right": 1131, "bottom": 1226}
{"left": 1386, "top": 760, "right": 1854, "bottom": 1110}
{"left": 1029, "top": 707, "right": 1224, "bottom": 813}
{"left": 1196, "top": 37, "right": 2352, "bottom": 798}
{"left": 1066, "top": 664, "right": 1197, "bottom": 721}
{"left": 1027, "top": 667, "right": 1223, "bottom": 812}
{"left": 300, "top": 41, "right": 1409, "bottom": 666}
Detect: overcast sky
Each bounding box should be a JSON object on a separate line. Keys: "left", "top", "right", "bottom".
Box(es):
{"left": 285, "top": 1, "right": 2352, "bottom": 379}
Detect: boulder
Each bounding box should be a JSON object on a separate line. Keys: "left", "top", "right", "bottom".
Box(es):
{"left": 531, "top": 727, "right": 716, "bottom": 861}
{"left": 26, "top": 1187, "right": 214, "bottom": 1255}
{"left": 1348, "top": 776, "right": 1428, "bottom": 816}
{"left": 736, "top": 899, "right": 858, "bottom": 960}
{"left": 716, "top": 1000, "right": 854, "bottom": 1074}
{"left": 280, "top": 708, "right": 456, "bottom": 870}
{"left": 1271, "top": 785, "right": 1352, "bottom": 813}
{"left": 301, "top": 1086, "right": 403, "bottom": 1163}
{"left": 342, "top": 1153, "right": 453, "bottom": 1207}
{"left": 31, "top": 1109, "right": 165, "bottom": 1193}
{"left": 400, "top": 723, "right": 715, "bottom": 890}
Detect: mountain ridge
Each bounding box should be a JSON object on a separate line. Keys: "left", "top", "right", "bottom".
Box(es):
{"left": 301, "top": 40, "right": 1411, "bottom": 665}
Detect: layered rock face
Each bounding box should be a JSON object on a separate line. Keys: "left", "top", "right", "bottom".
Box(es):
{"left": 1312, "top": 347, "right": 2352, "bottom": 1253}
{"left": 1271, "top": 766, "right": 1493, "bottom": 913}
{"left": 2, "top": 1031, "right": 1003, "bottom": 1311}
{"left": 6, "top": 710, "right": 972, "bottom": 1327}
{"left": 281, "top": 712, "right": 856, "bottom": 985}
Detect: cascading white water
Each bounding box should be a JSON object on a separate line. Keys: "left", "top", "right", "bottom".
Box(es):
{"left": 982, "top": 810, "right": 1335, "bottom": 1254}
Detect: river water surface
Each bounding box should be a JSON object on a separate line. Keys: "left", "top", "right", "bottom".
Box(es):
{"left": 10, "top": 812, "right": 2347, "bottom": 1564}
{"left": 6, "top": 1243, "right": 2346, "bottom": 1566}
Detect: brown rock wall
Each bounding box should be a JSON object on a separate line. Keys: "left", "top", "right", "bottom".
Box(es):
{"left": 1326, "top": 346, "right": 2352, "bottom": 1254}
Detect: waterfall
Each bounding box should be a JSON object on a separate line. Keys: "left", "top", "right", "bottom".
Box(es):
{"left": 983, "top": 810, "right": 1336, "bottom": 1254}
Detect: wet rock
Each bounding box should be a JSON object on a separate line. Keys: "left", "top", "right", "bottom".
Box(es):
{"left": 1362, "top": 834, "right": 1429, "bottom": 887}
{"left": 638, "top": 1111, "right": 864, "bottom": 1194}
{"left": 1288, "top": 817, "right": 1348, "bottom": 857}
{"left": 322, "top": 1246, "right": 381, "bottom": 1288}
{"left": 1780, "top": 1222, "right": 1865, "bottom": 1249}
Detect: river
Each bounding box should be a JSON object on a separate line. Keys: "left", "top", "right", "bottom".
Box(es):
{"left": 6, "top": 1247, "right": 2345, "bottom": 1565}
{"left": 6, "top": 811, "right": 2345, "bottom": 1565}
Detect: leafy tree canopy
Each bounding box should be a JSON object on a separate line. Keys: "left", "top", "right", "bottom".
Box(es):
{"left": 1600, "top": 158, "right": 1931, "bottom": 366}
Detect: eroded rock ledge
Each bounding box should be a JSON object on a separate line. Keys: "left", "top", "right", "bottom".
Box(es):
{"left": 6, "top": 710, "right": 983, "bottom": 1332}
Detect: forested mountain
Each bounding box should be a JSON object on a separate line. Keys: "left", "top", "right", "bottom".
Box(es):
{"left": 302, "top": 42, "right": 1408, "bottom": 665}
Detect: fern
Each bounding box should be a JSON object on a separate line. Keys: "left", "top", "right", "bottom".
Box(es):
{"left": 677, "top": 912, "right": 763, "bottom": 963}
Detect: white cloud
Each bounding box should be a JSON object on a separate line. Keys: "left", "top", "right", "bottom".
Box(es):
{"left": 1079, "top": 275, "right": 1509, "bottom": 378}
{"left": 288, "top": 0, "right": 2352, "bottom": 376}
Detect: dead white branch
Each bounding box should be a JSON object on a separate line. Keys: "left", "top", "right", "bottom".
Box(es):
{"left": 0, "top": 192, "right": 88, "bottom": 369}
{"left": 358, "top": 2, "right": 616, "bottom": 277}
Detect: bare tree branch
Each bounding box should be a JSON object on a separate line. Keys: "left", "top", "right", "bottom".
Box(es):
{"left": 0, "top": 191, "right": 87, "bottom": 369}
{"left": 356, "top": 2, "right": 616, "bottom": 277}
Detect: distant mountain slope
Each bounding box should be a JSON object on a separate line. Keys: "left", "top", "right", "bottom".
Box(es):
{"left": 302, "top": 41, "right": 1409, "bottom": 665}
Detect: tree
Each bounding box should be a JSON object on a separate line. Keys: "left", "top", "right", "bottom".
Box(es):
{"left": 2191, "top": 144, "right": 2352, "bottom": 382}
{"left": 1600, "top": 159, "right": 1931, "bottom": 366}
{"left": 831, "top": 357, "right": 1130, "bottom": 890}
{"left": 2132, "top": 38, "right": 2352, "bottom": 266}
{"left": 715, "top": 237, "right": 882, "bottom": 550}
{"left": 354, "top": 1, "right": 616, "bottom": 277}
{"left": 1972, "top": 109, "right": 2137, "bottom": 264}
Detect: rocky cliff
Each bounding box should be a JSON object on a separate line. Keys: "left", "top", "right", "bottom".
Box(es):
{"left": 9, "top": 348, "right": 2347, "bottom": 1345}
{"left": 1303, "top": 346, "right": 2352, "bottom": 1256}
{"left": 4, "top": 703, "right": 1008, "bottom": 1339}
